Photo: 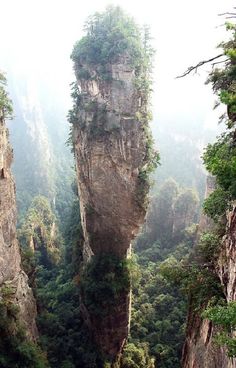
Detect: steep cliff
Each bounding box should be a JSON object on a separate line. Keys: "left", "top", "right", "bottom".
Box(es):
{"left": 181, "top": 23, "right": 236, "bottom": 368}
{"left": 5, "top": 68, "right": 74, "bottom": 221}
{"left": 7, "top": 73, "right": 55, "bottom": 213}
{"left": 73, "top": 56, "right": 148, "bottom": 260}
{"left": 182, "top": 177, "right": 236, "bottom": 368}
{"left": 18, "top": 195, "right": 61, "bottom": 287}
{"left": 218, "top": 205, "right": 236, "bottom": 303}
{"left": 0, "top": 110, "right": 37, "bottom": 339}
{"left": 142, "top": 179, "right": 199, "bottom": 247}
{"left": 70, "top": 7, "right": 156, "bottom": 364}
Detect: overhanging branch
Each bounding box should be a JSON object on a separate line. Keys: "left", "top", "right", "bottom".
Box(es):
{"left": 176, "top": 53, "right": 225, "bottom": 78}
{"left": 218, "top": 10, "right": 236, "bottom": 18}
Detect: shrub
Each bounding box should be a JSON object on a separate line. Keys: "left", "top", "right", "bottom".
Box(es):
{"left": 203, "top": 187, "right": 231, "bottom": 221}
{"left": 0, "top": 299, "right": 48, "bottom": 367}
{"left": 196, "top": 232, "right": 220, "bottom": 263}
{"left": 202, "top": 302, "right": 236, "bottom": 357}
{"left": 80, "top": 254, "right": 132, "bottom": 316}
{"left": 0, "top": 72, "right": 13, "bottom": 119}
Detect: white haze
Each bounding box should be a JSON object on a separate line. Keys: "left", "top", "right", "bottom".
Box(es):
{"left": 0, "top": 0, "right": 235, "bottom": 141}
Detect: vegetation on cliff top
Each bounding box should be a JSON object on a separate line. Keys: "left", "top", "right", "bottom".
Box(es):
{"left": 71, "top": 6, "right": 148, "bottom": 73}
{"left": 68, "top": 8, "right": 160, "bottom": 363}
{"left": 69, "top": 6, "right": 159, "bottom": 212}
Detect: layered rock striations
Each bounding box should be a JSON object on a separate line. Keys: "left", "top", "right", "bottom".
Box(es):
{"left": 74, "top": 57, "right": 148, "bottom": 260}
{"left": 70, "top": 7, "right": 155, "bottom": 363}
{"left": 73, "top": 58, "right": 149, "bottom": 360}
{"left": 0, "top": 112, "right": 37, "bottom": 339}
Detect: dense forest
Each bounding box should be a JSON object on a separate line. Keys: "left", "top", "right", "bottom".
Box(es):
{"left": 0, "top": 3, "right": 236, "bottom": 368}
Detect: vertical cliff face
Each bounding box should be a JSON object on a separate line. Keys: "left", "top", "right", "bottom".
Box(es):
{"left": 71, "top": 7, "right": 155, "bottom": 363}
{"left": 5, "top": 68, "right": 74, "bottom": 220}
{"left": 218, "top": 205, "right": 236, "bottom": 303}
{"left": 182, "top": 176, "right": 236, "bottom": 368}
{"left": 8, "top": 75, "right": 55, "bottom": 210}
{"left": 74, "top": 57, "right": 147, "bottom": 260}
{"left": 182, "top": 24, "right": 236, "bottom": 368}
{"left": 0, "top": 113, "right": 37, "bottom": 339}
{"left": 182, "top": 315, "right": 231, "bottom": 368}
{"left": 73, "top": 56, "right": 148, "bottom": 361}
{"left": 172, "top": 189, "right": 199, "bottom": 238}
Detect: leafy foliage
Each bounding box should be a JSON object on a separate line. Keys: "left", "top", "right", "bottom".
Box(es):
{"left": 202, "top": 302, "right": 236, "bottom": 357}
{"left": 196, "top": 232, "right": 220, "bottom": 263}
{"left": 0, "top": 72, "right": 13, "bottom": 119}
{"left": 128, "top": 179, "right": 200, "bottom": 367}
{"left": 159, "top": 259, "right": 223, "bottom": 311}
{"left": 19, "top": 196, "right": 61, "bottom": 280}
{"left": 120, "top": 343, "right": 155, "bottom": 368}
{"left": 71, "top": 6, "right": 144, "bottom": 71}
{"left": 69, "top": 6, "right": 159, "bottom": 212}
{"left": 203, "top": 24, "right": 236, "bottom": 221}
{"left": 193, "top": 25, "right": 236, "bottom": 360}
{"left": 30, "top": 199, "right": 104, "bottom": 367}
{"left": 80, "top": 254, "right": 133, "bottom": 317}
{"left": 0, "top": 294, "right": 48, "bottom": 367}
{"left": 36, "top": 267, "right": 102, "bottom": 368}
{"left": 203, "top": 187, "right": 231, "bottom": 221}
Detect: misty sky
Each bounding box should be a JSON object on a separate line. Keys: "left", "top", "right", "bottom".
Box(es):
{"left": 0, "top": 0, "right": 235, "bottom": 137}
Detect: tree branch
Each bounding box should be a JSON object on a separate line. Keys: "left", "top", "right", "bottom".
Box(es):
{"left": 218, "top": 11, "right": 236, "bottom": 16}
{"left": 218, "top": 10, "right": 236, "bottom": 19}
{"left": 176, "top": 54, "right": 225, "bottom": 78}
{"left": 212, "top": 58, "right": 230, "bottom": 67}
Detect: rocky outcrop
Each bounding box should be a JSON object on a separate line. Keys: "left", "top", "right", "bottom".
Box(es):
{"left": 181, "top": 301, "right": 234, "bottom": 368}
{"left": 172, "top": 189, "right": 199, "bottom": 238}
{"left": 218, "top": 204, "right": 236, "bottom": 303}
{"left": 73, "top": 55, "right": 150, "bottom": 361}
{"left": 0, "top": 114, "right": 37, "bottom": 339}
{"left": 182, "top": 176, "right": 236, "bottom": 368}
{"left": 197, "top": 176, "right": 216, "bottom": 234}
{"left": 74, "top": 58, "right": 147, "bottom": 260}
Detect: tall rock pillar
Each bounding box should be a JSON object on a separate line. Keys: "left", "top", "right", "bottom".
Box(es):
{"left": 70, "top": 7, "right": 156, "bottom": 364}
